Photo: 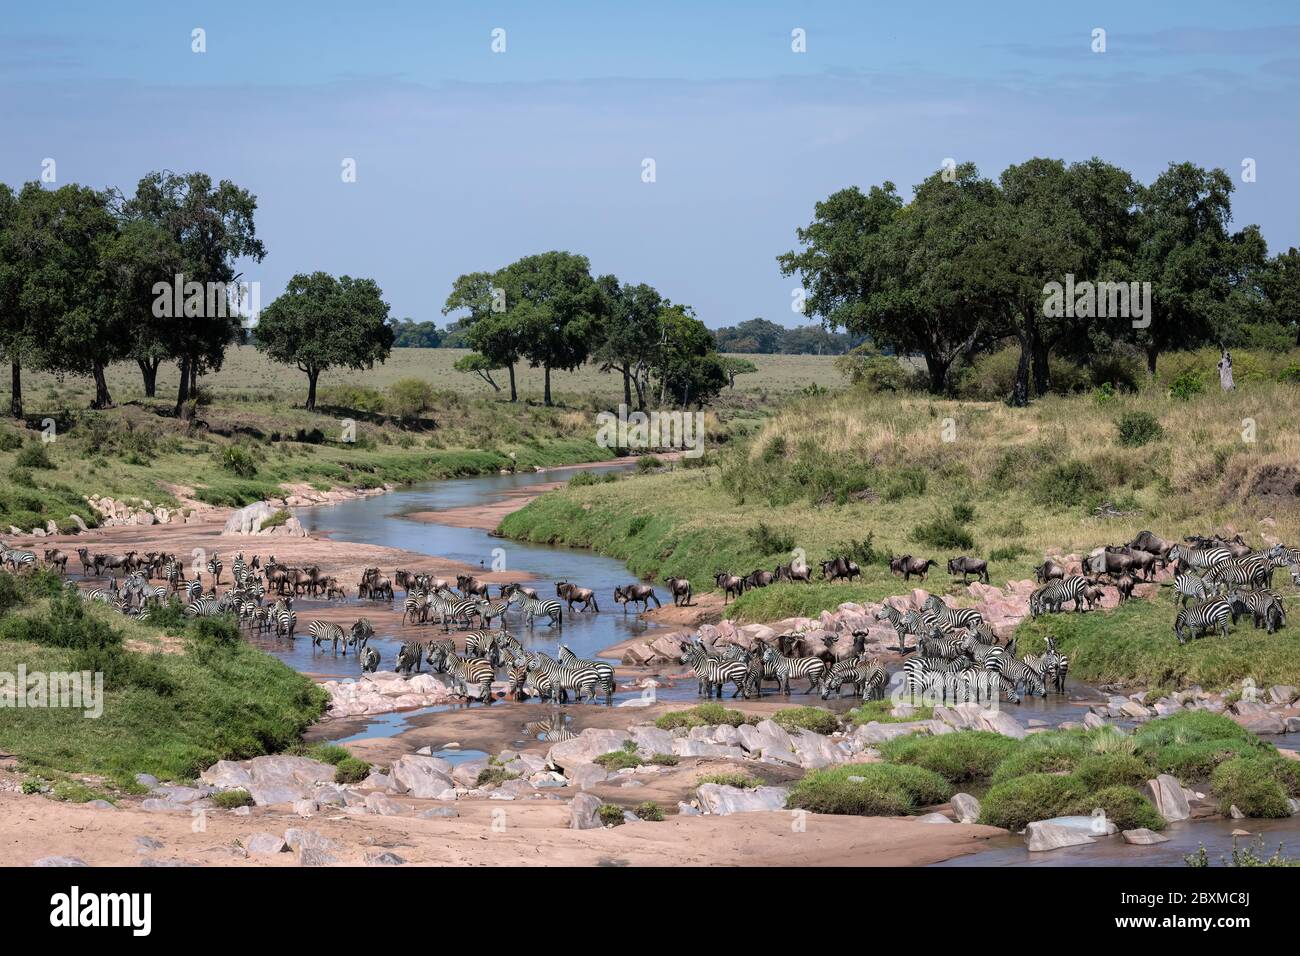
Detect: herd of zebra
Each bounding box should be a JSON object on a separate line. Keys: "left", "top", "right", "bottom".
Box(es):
{"left": 676, "top": 632, "right": 889, "bottom": 702}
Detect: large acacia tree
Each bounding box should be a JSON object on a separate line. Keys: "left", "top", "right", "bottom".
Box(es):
{"left": 255, "top": 272, "right": 394, "bottom": 410}
{"left": 594, "top": 276, "right": 666, "bottom": 409}
{"left": 443, "top": 270, "right": 523, "bottom": 402}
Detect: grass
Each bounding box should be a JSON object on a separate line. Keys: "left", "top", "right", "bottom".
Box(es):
{"left": 785, "top": 763, "right": 953, "bottom": 816}
{"left": 769, "top": 706, "right": 840, "bottom": 735}
{"left": 634, "top": 801, "right": 665, "bottom": 821}
{"left": 845, "top": 700, "right": 934, "bottom": 724}
{"left": 0, "top": 573, "right": 327, "bottom": 789}
{"left": 211, "top": 789, "right": 255, "bottom": 809}
{"left": 335, "top": 757, "right": 371, "bottom": 784}
{"left": 654, "top": 703, "right": 757, "bottom": 730}
{"left": 597, "top": 804, "right": 626, "bottom": 827}
{"left": 475, "top": 766, "right": 520, "bottom": 788}
{"left": 593, "top": 745, "right": 643, "bottom": 771}
{"left": 878, "top": 731, "right": 1022, "bottom": 784}
{"left": 698, "top": 771, "right": 763, "bottom": 789}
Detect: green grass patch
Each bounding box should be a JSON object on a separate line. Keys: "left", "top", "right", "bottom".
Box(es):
{"left": 785, "top": 762, "right": 952, "bottom": 816}
{"left": 698, "top": 771, "right": 762, "bottom": 789}
{"left": 769, "top": 706, "right": 840, "bottom": 735}
{"left": 879, "top": 731, "right": 1022, "bottom": 785}
{"left": 211, "top": 789, "right": 256, "bottom": 809}
{"left": 654, "top": 704, "right": 755, "bottom": 730}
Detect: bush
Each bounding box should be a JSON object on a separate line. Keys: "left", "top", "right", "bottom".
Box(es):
{"left": 1066, "top": 785, "right": 1165, "bottom": 831}
{"left": 593, "top": 747, "right": 643, "bottom": 771}
{"left": 335, "top": 758, "right": 371, "bottom": 784}
{"left": 979, "top": 773, "right": 1086, "bottom": 830}
{"left": 831, "top": 534, "right": 880, "bottom": 568}
{"left": 217, "top": 445, "right": 258, "bottom": 478}
{"left": 1210, "top": 758, "right": 1293, "bottom": 818}
{"left": 303, "top": 743, "right": 351, "bottom": 766}
{"left": 881, "top": 466, "right": 927, "bottom": 501}
{"left": 634, "top": 801, "right": 665, "bottom": 822}
{"left": 475, "top": 766, "right": 520, "bottom": 787}
{"left": 16, "top": 443, "right": 53, "bottom": 469}
{"left": 1116, "top": 411, "right": 1164, "bottom": 448}
{"left": 912, "top": 513, "right": 975, "bottom": 551}
{"left": 320, "top": 383, "right": 386, "bottom": 413}
{"left": 845, "top": 700, "right": 934, "bottom": 725}
{"left": 786, "top": 763, "right": 952, "bottom": 816}
{"left": 568, "top": 470, "right": 618, "bottom": 488}
{"left": 699, "top": 771, "right": 762, "bottom": 789}
{"left": 212, "top": 789, "right": 255, "bottom": 809}
{"left": 386, "top": 378, "right": 436, "bottom": 418}
{"left": 655, "top": 703, "right": 752, "bottom": 730}
{"left": 260, "top": 508, "right": 290, "bottom": 530}
{"left": 636, "top": 455, "right": 664, "bottom": 473}
{"left": 1169, "top": 369, "right": 1204, "bottom": 401}
{"left": 1073, "top": 753, "right": 1157, "bottom": 791}
{"left": 769, "top": 706, "right": 840, "bottom": 736}
{"left": 881, "top": 731, "right": 1022, "bottom": 784}
{"left": 1032, "top": 460, "right": 1105, "bottom": 508}
{"left": 0, "top": 430, "right": 23, "bottom": 451}
{"left": 597, "top": 804, "right": 625, "bottom": 827}
{"left": 747, "top": 521, "right": 795, "bottom": 556}
{"left": 648, "top": 754, "right": 679, "bottom": 766}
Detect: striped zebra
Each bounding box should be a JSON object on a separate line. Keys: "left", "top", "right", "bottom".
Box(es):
{"left": 162, "top": 559, "right": 186, "bottom": 588}
{"left": 206, "top": 553, "right": 223, "bottom": 586}
{"left": 915, "top": 629, "right": 966, "bottom": 660}
{"left": 678, "top": 642, "right": 748, "bottom": 700}
{"left": 557, "top": 645, "right": 615, "bottom": 706}
{"left": 231, "top": 552, "right": 248, "bottom": 584}
{"left": 1167, "top": 544, "right": 1233, "bottom": 574}
{"left": 395, "top": 640, "right": 424, "bottom": 675}
{"left": 185, "top": 597, "right": 221, "bottom": 618}
{"left": 350, "top": 618, "right": 375, "bottom": 650}
{"left": 271, "top": 599, "right": 297, "bottom": 639}
{"left": 1225, "top": 588, "right": 1286, "bottom": 633}
{"left": 86, "top": 580, "right": 118, "bottom": 603}
{"left": 474, "top": 598, "right": 510, "bottom": 626}
{"left": 922, "top": 594, "right": 984, "bottom": 631}
{"left": 433, "top": 652, "right": 496, "bottom": 703}
{"left": 758, "top": 644, "right": 827, "bottom": 696}
{"left": 874, "top": 603, "right": 917, "bottom": 651}
{"left": 401, "top": 591, "right": 428, "bottom": 625}
{"left": 1173, "top": 573, "right": 1211, "bottom": 607}
{"left": 359, "top": 646, "right": 380, "bottom": 673}
{"left": 525, "top": 651, "right": 601, "bottom": 704}
{"left": 1030, "top": 576, "right": 1091, "bottom": 617}
{"left": 308, "top": 620, "right": 348, "bottom": 655}
{"left": 1205, "top": 556, "right": 1271, "bottom": 592}
{"left": 984, "top": 646, "right": 1046, "bottom": 699}
{"left": 820, "top": 656, "right": 887, "bottom": 700}
{"left": 1173, "top": 599, "right": 1232, "bottom": 644}
{"left": 1041, "top": 637, "right": 1069, "bottom": 694}
{"left": 512, "top": 595, "right": 563, "bottom": 628}
{"left": 2, "top": 548, "right": 37, "bottom": 571}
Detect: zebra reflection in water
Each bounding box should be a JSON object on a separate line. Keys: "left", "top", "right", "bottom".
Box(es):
{"left": 525, "top": 713, "right": 576, "bottom": 742}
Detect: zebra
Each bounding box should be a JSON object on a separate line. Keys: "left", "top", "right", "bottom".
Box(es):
{"left": 557, "top": 645, "right": 615, "bottom": 706}
{"left": 270, "top": 598, "right": 297, "bottom": 639}
{"left": 915, "top": 629, "right": 967, "bottom": 660}
{"left": 1167, "top": 544, "right": 1233, "bottom": 574}
{"left": 1, "top": 548, "right": 37, "bottom": 571}
{"left": 1173, "top": 599, "right": 1232, "bottom": 644}
{"left": 433, "top": 652, "right": 496, "bottom": 703}
{"left": 1030, "top": 576, "right": 1091, "bottom": 617}
{"left": 350, "top": 618, "right": 375, "bottom": 651}
{"left": 184, "top": 597, "right": 222, "bottom": 618}
{"left": 402, "top": 591, "right": 428, "bottom": 625}
{"left": 525, "top": 651, "right": 600, "bottom": 704}
{"left": 395, "top": 640, "right": 424, "bottom": 675}
{"left": 511, "top": 594, "right": 563, "bottom": 628}
{"left": 820, "top": 656, "right": 887, "bottom": 700}
{"left": 206, "top": 552, "right": 223, "bottom": 586}
{"left": 474, "top": 597, "right": 511, "bottom": 627}
{"left": 1225, "top": 588, "right": 1286, "bottom": 633}
{"left": 1205, "top": 556, "right": 1271, "bottom": 592}
{"left": 758, "top": 644, "right": 827, "bottom": 696}
{"left": 874, "top": 603, "right": 916, "bottom": 651}
{"left": 1039, "top": 637, "right": 1069, "bottom": 694}
{"left": 922, "top": 594, "right": 984, "bottom": 631}
{"left": 1173, "top": 573, "right": 1211, "bottom": 607}
{"left": 308, "top": 620, "right": 349, "bottom": 655}
{"left": 359, "top": 646, "right": 380, "bottom": 673}
{"left": 678, "top": 642, "right": 748, "bottom": 700}
{"left": 984, "top": 647, "right": 1046, "bottom": 699}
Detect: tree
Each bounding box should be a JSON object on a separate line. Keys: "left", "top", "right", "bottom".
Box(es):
{"left": 714, "top": 317, "right": 785, "bottom": 353}
{"left": 496, "top": 251, "right": 605, "bottom": 406}
{"left": 443, "top": 271, "right": 523, "bottom": 401}
{"left": 653, "top": 305, "right": 728, "bottom": 407}
{"left": 594, "top": 276, "right": 665, "bottom": 409}
{"left": 720, "top": 355, "right": 757, "bottom": 388}
{"left": 391, "top": 318, "right": 442, "bottom": 348}
{"left": 117, "top": 171, "right": 265, "bottom": 413}
{"left": 0, "top": 182, "right": 27, "bottom": 417}
{"left": 1260, "top": 248, "right": 1300, "bottom": 344}
{"left": 453, "top": 352, "right": 503, "bottom": 391}
{"left": 255, "top": 272, "right": 394, "bottom": 410}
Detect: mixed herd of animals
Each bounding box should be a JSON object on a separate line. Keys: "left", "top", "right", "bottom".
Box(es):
{"left": 2, "top": 526, "right": 1294, "bottom": 708}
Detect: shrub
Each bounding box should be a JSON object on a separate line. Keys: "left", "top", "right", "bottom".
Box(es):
{"left": 386, "top": 378, "right": 436, "bottom": 418}
{"left": 217, "top": 445, "right": 258, "bottom": 478}
{"left": 1066, "top": 785, "right": 1165, "bottom": 831}
{"left": 979, "top": 773, "right": 1086, "bottom": 830}
{"left": 568, "top": 470, "right": 618, "bottom": 488}
{"left": 769, "top": 706, "right": 840, "bottom": 736}
{"left": 1032, "top": 460, "right": 1105, "bottom": 507}
{"left": 881, "top": 731, "right": 1022, "bottom": 784}
{"left": 881, "top": 466, "right": 927, "bottom": 501}
{"left": 320, "top": 383, "right": 385, "bottom": 413}
{"left": 831, "top": 534, "right": 880, "bottom": 568}
{"left": 912, "top": 513, "right": 974, "bottom": 551}
{"left": 16, "top": 444, "right": 53, "bottom": 469}
{"left": 634, "top": 801, "right": 665, "bottom": 822}
{"left": 8, "top": 466, "right": 34, "bottom": 487}
{"left": 335, "top": 758, "right": 371, "bottom": 784}
{"left": 654, "top": 703, "right": 752, "bottom": 730}
{"left": 1210, "top": 758, "right": 1293, "bottom": 818}
{"left": 786, "top": 763, "right": 952, "bottom": 816}
{"left": 699, "top": 771, "right": 762, "bottom": 789}
{"left": 0, "top": 430, "right": 23, "bottom": 451}
{"left": 597, "top": 804, "right": 625, "bottom": 827}
{"left": 636, "top": 455, "right": 664, "bottom": 473}
{"left": 1116, "top": 411, "right": 1164, "bottom": 448}
{"left": 304, "top": 743, "right": 351, "bottom": 766}
{"left": 212, "top": 789, "right": 256, "bottom": 810}
{"left": 593, "top": 748, "right": 643, "bottom": 771}
{"left": 475, "top": 766, "right": 519, "bottom": 787}
{"left": 648, "top": 754, "right": 679, "bottom": 766}
{"left": 747, "top": 521, "right": 795, "bottom": 556}
{"left": 1073, "top": 752, "right": 1157, "bottom": 791}
{"left": 1169, "top": 369, "right": 1204, "bottom": 401}
{"left": 845, "top": 700, "right": 933, "bottom": 725}
{"left": 988, "top": 544, "right": 1028, "bottom": 562}
{"left": 260, "top": 508, "right": 291, "bottom": 530}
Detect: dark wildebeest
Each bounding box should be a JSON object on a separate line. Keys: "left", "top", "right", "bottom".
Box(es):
{"left": 614, "top": 583, "right": 660, "bottom": 612}
{"left": 556, "top": 581, "right": 599, "bottom": 612}
{"left": 714, "top": 572, "right": 745, "bottom": 604}
{"left": 1085, "top": 549, "right": 1135, "bottom": 578}
{"left": 1105, "top": 545, "right": 1158, "bottom": 580}
{"left": 890, "top": 555, "right": 937, "bottom": 581}
{"left": 457, "top": 574, "right": 489, "bottom": 598}
{"left": 947, "top": 556, "right": 989, "bottom": 584}
{"left": 1114, "top": 572, "right": 1137, "bottom": 604}
{"left": 820, "top": 556, "right": 861, "bottom": 582}
{"left": 745, "top": 569, "right": 776, "bottom": 589}
{"left": 1034, "top": 559, "right": 1066, "bottom": 584}
{"left": 96, "top": 552, "right": 130, "bottom": 576}
{"left": 75, "top": 547, "right": 95, "bottom": 576}
{"left": 501, "top": 581, "right": 537, "bottom": 599}
{"left": 774, "top": 562, "right": 811, "bottom": 583}
{"left": 665, "top": 576, "right": 692, "bottom": 607}
{"left": 1127, "top": 531, "right": 1174, "bottom": 560}
{"left": 43, "top": 549, "right": 68, "bottom": 575}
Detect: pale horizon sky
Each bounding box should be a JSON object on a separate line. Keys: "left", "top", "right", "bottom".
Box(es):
{"left": 2, "top": 1, "right": 1297, "bottom": 329}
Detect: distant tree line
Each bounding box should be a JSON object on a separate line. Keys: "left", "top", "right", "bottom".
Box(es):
{"left": 779, "top": 157, "right": 1299, "bottom": 405}
{"left": 712, "top": 317, "right": 864, "bottom": 354}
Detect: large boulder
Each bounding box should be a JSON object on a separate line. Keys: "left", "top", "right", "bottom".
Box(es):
{"left": 388, "top": 755, "right": 455, "bottom": 798}
{"left": 223, "top": 501, "right": 279, "bottom": 535}
{"left": 696, "top": 784, "right": 789, "bottom": 815}
{"left": 199, "top": 755, "right": 337, "bottom": 806}
{"left": 569, "top": 793, "right": 602, "bottom": 829}
{"left": 1146, "top": 774, "right": 1190, "bottom": 822}
{"left": 950, "top": 792, "right": 981, "bottom": 825}
{"left": 1025, "top": 821, "right": 1097, "bottom": 852}
{"left": 547, "top": 728, "right": 633, "bottom": 771}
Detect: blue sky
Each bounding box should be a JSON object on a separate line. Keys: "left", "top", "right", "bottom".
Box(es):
{"left": 2, "top": 0, "right": 1297, "bottom": 328}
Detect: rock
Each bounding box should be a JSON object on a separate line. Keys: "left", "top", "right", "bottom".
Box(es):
{"left": 365, "top": 852, "right": 406, "bottom": 866}
{"left": 140, "top": 798, "right": 188, "bottom": 813}
{"left": 1146, "top": 774, "right": 1190, "bottom": 822}
{"left": 1229, "top": 711, "right": 1287, "bottom": 735}
{"left": 34, "top": 856, "right": 89, "bottom": 866}
{"left": 1229, "top": 805, "right": 1245, "bottom": 820}
{"left": 695, "top": 784, "right": 789, "bottom": 815}
{"left": 246, "top": 833, "right": 287, "bottom": 855}
{"left": 283, "top": 828, "right": 342, "bottom": 866}
{"left": 387, "top": 755, "right": 455, "bottom": 798}
{"left": 86, "top": 799, "right": 115, "bottom": 810}
{"left": 223, "top": 500, "right": 278, "bottom": 535}
{"left": 672, "top": 739, "right": 747, "bottom": 759}
{"left": 200, "top": 755, "right": 337, "bottom": 806}
{"left": 1083, "top": 712, "right": 1108, "bottom": 730}
{"left": 1270, "top": 685, "right": 1297, "bottom": 705}
{"left": 68, "top": 513, "right": 88, "bottom": 532}
{"left": 620, "top": 643, "right": 655, "bottom": 665}
{"left": 627, "top": 725, "right": 676, "bottom": 757}
{"left": 134, "top": 773, "right": 159, "bottom": 788}
{"left": 569, "top": 793, "right": 602, "bottom": 830}
{"left": 916, "top": 812, "right": 953, "bottom": 824}
{"left": 451, "top": 759, "right": 489, "bottom": 789}
{"left": 418, "top": 806, "right": 458, "bottom": 819}
{"left": 135, "top": 836, "right": 164, "bottom": 851}
{"left": 364, "top": 793, "right": 409, "bottom": 816}
{"left": 677, "top": 802, "right": 701, "bottom": 816}
{"left": 1025, "top": 821, "right": 1097, "bottom": 852}
{"left": 547, "top": 728, "right": 632, "bottom": 771}
{"left": 1231, "top": 828, "right": 1251, "bottom": 837}
{"left": 568, "top": 764, "right": 611, "bottom": 790}
{"left": 950, "top": 792, "right": 981, "bottom": 824}
{"left": 1122, "top": 828, "right": 1169, "bottom": 845}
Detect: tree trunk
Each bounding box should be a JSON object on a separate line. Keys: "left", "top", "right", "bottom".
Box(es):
{"left": 1011, "top": 335, "right": 1031, "bottom": 407}
{"left": 9, "top": 360, "right": 22, "bottom": 420}
{"left": 1145, "top": 344, "right": 1159, "bottom": 377}
{"left": 543, "top": 365, "right": 552, "bottom": 406}
{"left": 923, "top": 352, "right": 949, "bottom": 394}
{"left": 507, "top": 363, "right": 517, "bottom": 403}
{"left": 91, "top": 360, "right": 112, "bottom": 409}
{"left": 306, "top": 367, "right": 319, "bottom": 411}
{"left": 622, "top": 366, "right": 632, "bottom": 407}
{"left": 174, "top": 354, "right": 190, "bottom": 416}
{"left": 1031, "top": 334, "right": 1051, "bottom": 397}
{"left": 137, "top": 357, "right": 159, "bottom": 398}
{"left": 188, "top": 362, "right": 199, "bottom": 400}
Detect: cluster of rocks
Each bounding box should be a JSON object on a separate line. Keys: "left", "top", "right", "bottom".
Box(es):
{"left": 320, "top": 672, "right": 469, "bottom": 717}
{"left": 222, "top": 500, "right": 307, "bottom": 537}
{"left": 278, "top": 484, "right": 393, "bottom": 509}
{"left": 84, "top": 494, "right": 195, "bottom": 529}
{"left": 1084, "top": 682, "right": 1300, "bottom": 733}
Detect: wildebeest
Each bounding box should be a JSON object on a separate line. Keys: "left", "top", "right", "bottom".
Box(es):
{"left": 501, "top": 581, "right": 537, "bottom": 599}
{"left": 714, "top": 572, "right": 745, "bottom": 604}
{"left": 890, "top": 555, "right": 937, "bottom": 581}
{"left": 1085, "top": 549, "right": 1135, "bottom": 578}
{"left": 947, "top": 556, "right": 989, "bottom": 584}
{"left": 745, "top": 569, "right": 776, "bottom": 589}
{"left": 614, "top": 583, "right": 660, "bottom": 612}
{"left": 665, "top": 576, "right": 692, "bottom": 607}
{"left": 774, "top": 562, "right": 811, "bottom": 583}
{"left": 1034, "top": 559, "right": 1066, "bottom": 583}
{"left": 1128, "top": 530, "right": 1174, "bottom": 559}
{"left": 1114, "top": 572, "right": 1137, "bottom": 603}
{"left": 556, "top": 581, "right": 599, "bottom": 612}
{"left": 43, "top": 548, "right": 68, "bottom": 575}
{"left": 75, "top": 547, "right": 96, "bottom": 576}
{"left": 821, "top": 556, "right": 861, "bottom": 582}
{"left": 1105, "top": 545, "right": 1159, "bottom": 580}
{"left": 456, "top": 573, "right": 489, "bottom": 598}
